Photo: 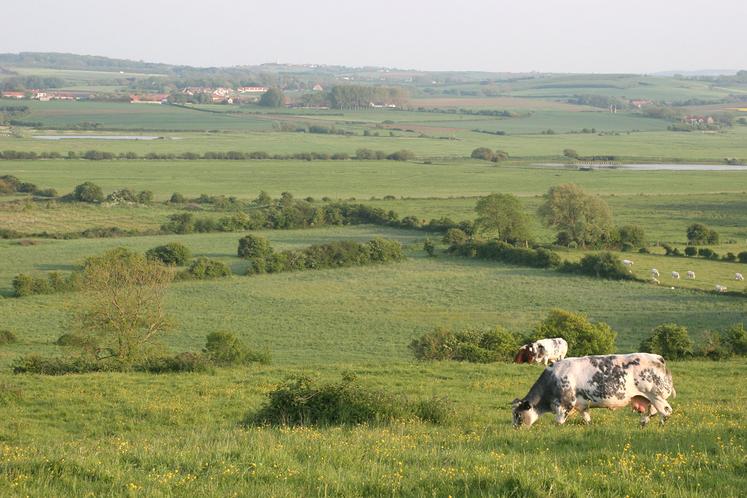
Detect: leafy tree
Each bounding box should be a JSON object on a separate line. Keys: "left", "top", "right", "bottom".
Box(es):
{"left": 640, "top": 323, "right": 693, "bottom": 360}
{"left": 471, "top": 147, "right": 495, "bottom": 161}
{"left": 443, "top": 228, "right": 468, "bottom": 247}
{"left": 538, "top": 184, "right": 613, "bottom": 247}
{"left": 77, "top": 249, "right": 174, "bottom": 365}
{"left": 474, "top": 193, "right": 531, "bottom": 243}
{"left": 169, "top": 192, "right": 185, "bottom": 203}
{"left": 72, "top": 182, "right": 104, "bottom": 203}
{"left": 238, "top": 235, "right": 273, "bottom": 259}
{"left": 563, "top": 148, "right": 579, "bottom": 159}
{"left": 259, "top": 88, "right": 285, "bottom": 107}
{"left": 617, "top": 224, "right": 646, "bottom": 248}
{"left": 687, "top": 223, "right": 719, "bottom": 245}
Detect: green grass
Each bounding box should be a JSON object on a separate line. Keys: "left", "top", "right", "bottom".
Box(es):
{"left": 4, "top": 160, "right": 747, "bottom": 201}
{"left": 1, "top": 359, "right": 745, "bottom": 497}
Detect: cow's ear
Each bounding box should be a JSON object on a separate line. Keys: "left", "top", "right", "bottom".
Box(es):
{"left": 511, "top": 398, "right": 521, "bottom": 407}
{"left": 520, "top": 400, "right": 531, "bottom": 410}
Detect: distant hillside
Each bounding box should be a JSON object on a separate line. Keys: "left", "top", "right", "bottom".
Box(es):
{"left": 0, "top": 52, "right": 176, "bottom": 74}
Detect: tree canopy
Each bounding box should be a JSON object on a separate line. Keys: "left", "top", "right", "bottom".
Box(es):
{"left": 474, "top": 193, "right": 531, "bottom": 243}
{"left": 537, "top": 183, "right": 613, "bottom": 247}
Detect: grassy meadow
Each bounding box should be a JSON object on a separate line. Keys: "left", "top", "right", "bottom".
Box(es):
{"left": 2, "top": 69, "right": 747, "bottom": 496}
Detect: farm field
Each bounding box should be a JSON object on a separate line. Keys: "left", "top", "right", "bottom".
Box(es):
{"left": 4, "top": 160, "right": 747, "bottom": 201}
{"left": 3, "top": 61, "right": 747, "bottom": 497}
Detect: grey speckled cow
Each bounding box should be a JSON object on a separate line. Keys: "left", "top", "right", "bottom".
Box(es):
{"left": 512, "top": 353, "right": 675, "bottom": 428}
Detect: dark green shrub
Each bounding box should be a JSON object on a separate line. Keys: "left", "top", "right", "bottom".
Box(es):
{"left": 617, "top": 225, "right": 646, "bottom": 248}
{"left": 170, "top": 192, "right": 186, "bottom": 203}
{"left": 55, "top": 333, "right": 97, "bottom": 353}
{"left": 71, "top": 182, "right": 104, "bottom": 203}
{"left": 182, "top": 257, "right": 231, "bottom": 279}
{"left": 423, "top": 238, "right": 435, "bottom": 257}
{"left": 204, "top": 331, "right": 270, "bottom": 366}
{"left": 136, "top": 352, "right": 213, "bottom": 373}
{"left": 146, "top": 242, "right": 191, "bottom": 266}
{"left": 386, "top": 149, "right": 415, "bottom": 161}
{"left": 471, "top": 147, "right": 495, "bottom": 161}
{"left": 12, "top": 354, "right": 108, "bottom": 375}
{"left": 723, "top": 252, "right": 737, "bottom": 262}
{"left": 738, "top": 251, "right": 747, "bottom": 263}
{"left": 640, "top": 323, "right": 693, "bottom": 360}
{"left": 443, "top": 228, "right": 468, "bottom": 247}
{"left": 687, "top": 223, "right": 719, "bottom": 245}
{"left": 238, "top": 235, "right": 273, "bottom": 259}
{"left": 697, "top": 247, "right": 715, "bottom": 258}
{"left": 533, "top": 309, "right": 616, "bottom": 356}
{"left": 251, "top": 375, "right": 410, "bottom": 426}
{"left": 0, "top": 330, "right": 17, "bottom": 345}
{"left": 409, "top": 326, "right": 523, "bottom": 362}
{"left": 720, "top": 324, "right": 747, "bottom": 355}
{"left": 560, "top": 252, "right": 631, "bottom": 280}
{"left": 13, "top": 271, "right": 83, "bottom": 297}
{"left": 699, "top": 331, "right": 731, "bottom": 360}
{"left": 684, "top": 246, "right": 697, "bottom": 257}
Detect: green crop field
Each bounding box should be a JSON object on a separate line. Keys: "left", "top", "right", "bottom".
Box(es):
{"left": 2, "top": 65, "right": 747, "bottom": 497}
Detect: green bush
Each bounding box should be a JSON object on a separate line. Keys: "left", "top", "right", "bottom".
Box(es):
{"left": 170, "top": 192, "right": 186, "bottom": 203}
{"left": 471, "top": 147, "right": 495, "bottom": 161}
{"left": 182, "top": 257, "right": 231, "bottom": 279}
{"left": 146, "top": 242, "right": 192, "bottom": 266}
{"left": 684, "top": 246, "right": 697, "bottom": 257}
{"left": 617, "top": 225, "right": 646, "bottom": 248}
{"left": 250, "top": 375, "right": 447, "bottom": 426}
{"left": 0, "top": 329, "right": 17, "bottom": 345}
{"left": 238, "top": 234, "right": 273, "bottom": 259}
{"left": 443, "top": 228, "right": 468, "bottom": 247}
{"left": 687, "top": 223, "right": 719, "bottom": 245}
{"left": 55, "top": 333, "right": 98, "bottom": 353}
{"left": 12, "top": 354, "right": 108, "bottom": 375}
{"left": 738, "top": 251, "right": 747, "bottom": 263}
{"left": 204, "top": 331, "right": 270, "bottom": 366}
{"left": 13, "top": 271, "right": 84, "bottom": 297}
{"left": 135, "top": 352, "right": 214, "bottom": 373}
{"left": 534, "top": 309, "right": 616, "bottom": 356}
{"left": 71, "top": 182, "right": 104, "bottom": 203}
{"left": 453, "top": 239, "right": 561, "bottom": 269}
{"left": 559, "top": 252, "right": 631, "bottom": 280}
{"left": 640, "top": 323, "right": 693, "bottom": 360}
{"left": 409, "top": 326, "right": 523, "bottom": 362}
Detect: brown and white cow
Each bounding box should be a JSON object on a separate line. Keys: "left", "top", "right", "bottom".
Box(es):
{"left": 514, "top": 338, "right": 568, "bottom": 366}
{"left": 512, "top": 353, "right": 675, "bottom": 428}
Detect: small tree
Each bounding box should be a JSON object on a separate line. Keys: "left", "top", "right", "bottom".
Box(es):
{"left": 259, "top": 88, "right": 285, "bottom": 107}
{"left": 687, "top": 223, "right": 719, "bottom": 245}
{"left": 238, "top": 235, "right": 273, "bottom": 259}
{"left": 146, "top": 243, "right": 191, "bottom": 266}
{"left": 471, "top": 147, "right": 495, "bottom": 161}
{"left": 617, "top": 225, "right": 645, "bottom": 248}
{"left": 640, "top": 323, "right": 693, "bottom": 360}
{"left": 423, "top": 238, "right": 435, "bottom": 257}
{"left": 443, "top": 227, "right": 468, "bottom": 247}
{"left": 72, "top": 182, "right": 104, "bottom": 203}
{"left": 170, "top": 192, "right": 186, "bottom": 203}
{"left": 538, "top": 184, "right": 613, "bottom": 247}
{"left": 563, "top": 148, "right": 580, "bottom": 159}
{"left": 474, "top": 193, "right": 531, "bottom": 244}
{"left": 77, "top": 248, "right": 174, "bottom": 364}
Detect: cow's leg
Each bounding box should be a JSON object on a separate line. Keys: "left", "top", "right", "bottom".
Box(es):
{"left": 580, "top": 409, "right": 591, "bottom": 425}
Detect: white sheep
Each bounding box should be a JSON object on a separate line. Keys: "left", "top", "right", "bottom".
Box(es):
{"left": 715, "top": 284, "right": 727, "bottom": 293}
{"left": 652, "top": 277, "right": 660, "bottom": 284}
{"left": 686, "top": 271, "right": 696, "bottom": 280}
{"left": 671, "top": 271, "right": 680, "bottom": 280}
{"left": 736, "top": 273, "right": 744, "bottom": 281}
{"left": 651, "top": 268, "right": 660, "bottom": 278}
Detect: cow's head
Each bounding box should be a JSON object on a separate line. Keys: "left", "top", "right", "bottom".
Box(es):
{"left": 511, "top": 398, "right": 538, "bottom": 428}
{"left": 514, "top": 346, "right": 529, "bottom": 363}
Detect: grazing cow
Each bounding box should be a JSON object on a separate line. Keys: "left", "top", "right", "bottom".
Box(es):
{"left": 651, "top": 268, "right": 660, "bottom": 278}
{"left": 514, "top": 338, "right": 568, "bottom": 366}
{"left": 715, "top": 284, "right": 728, "bottom": 293}
{"left": 511, "top": 353, "right": 675, "bottom": 428}
{"left": 686, "top": 271, "right": 696, "bottom": 280}
{"left": 736, "top": 273, "right": 744, "bottom": 282}
{"left": 671, "top": 271, "right": 680, "bottom": 280}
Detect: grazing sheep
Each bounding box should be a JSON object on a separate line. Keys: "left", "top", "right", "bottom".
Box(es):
{"left": 686, "top": 271, "right": 696, "bottom": 280}
{"left": 736, "top": 273, "right": 744, "bottom": 281}
{"left": 652, "top": 277, "right": 660, "bottom": 284}
{"left": 671, "top": 271, "right": 680, "bottom": 280}
{"left": 651, "top": 268, "right": 660, "bottom": 278}
{"left": 715, "top": 284, "right": 727, "bottom": 293}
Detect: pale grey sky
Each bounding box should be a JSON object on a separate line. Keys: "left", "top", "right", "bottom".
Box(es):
{"left": 2, "top": 0, "right": 745, "bottom": 73}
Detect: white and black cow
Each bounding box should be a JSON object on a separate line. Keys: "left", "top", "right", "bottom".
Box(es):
{"left": 514, "top": 338, "right": 568, "bottom": 366}
{"left": 512, "top": 353, "right": 675, "bottom": 428}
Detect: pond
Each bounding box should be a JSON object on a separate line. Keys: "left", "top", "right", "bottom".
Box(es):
{"left": 532, "top": 163, "right": 747, "bottom": 171}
